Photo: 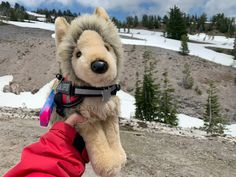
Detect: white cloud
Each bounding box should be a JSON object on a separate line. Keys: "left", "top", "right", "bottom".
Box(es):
{"left": 76, "top": 0, "right": 236, "bottom": 18}
{"left": 1, "top": 0, "right": 236, "bottom": 18}
{"left": 204, "top": 0, "right": 236, "bottom": 17}
{"left": 0, "top": 0, "right": 72, "bottom": 7}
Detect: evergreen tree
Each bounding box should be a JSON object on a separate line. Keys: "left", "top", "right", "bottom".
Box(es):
{"left": 182, "top": 63, "right": 194, "bottom": 89}
{"left": 180, "top": 34, "right": 189, "bottom": 55}
{"left": 134, "top": 15, "right": 139, "bottom": 27}
{"left": 112, "top": 17, "right": 119, "bottom": 26}
{"left": 134, "top": 50, "right": 161, "bottom": 121}
{"left": 212, "top": 13, "right": 235, "bottom": 35}
{"left": 163, "top": 15, "right": 169, "bottom": 25}
{"left": 134, "top": 72, "right": 143, "bottom": 120}
{"left": 203, "top": 82, "right": 225, "bottom": 135}
{"left": 233, "top": 37, "right": 236, "bottom": 59}
{"left": 232, "top": 37, "right": 236, "bottom": 65}
{"left": 197, "top": 13, "right": 207, "bottom": 32}
{"left": 126, "top": 16, "right": 134, "bottom": 27}
{"left": 189, "top": 15, "right": 197, "bottom": 34}
{"left": 46, "top": 12, "right": 53, "bottom": 23}
{"left": 159, "top": 70, "right": 178, "bottom": 126}
{"left": 227, "top": 18, "right": 235, "bottom": 37}
{"left": 142, "top": 14, "right": 148, "bottom": 27}
{"left": 147, "top": 15, "right": 154, "bottom": 29}
{"left": 9, "top": 8, "right": 17, "bottom": 21}
{"left": 166, "top": 6, "right": 187, "bottom": 40}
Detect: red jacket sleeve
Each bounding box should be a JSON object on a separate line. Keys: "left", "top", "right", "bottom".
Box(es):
{"left": 4, "top": 121, "right": 89, "bottom": 177}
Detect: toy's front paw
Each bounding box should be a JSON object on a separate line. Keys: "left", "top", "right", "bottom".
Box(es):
{"left": 119, "top": 148, "right": 127, "bottom": 168}
{"left": 100, "top": 162, "right": 122, "bottom": 177}
{"left": 92, "top": 152, "right": 124, "bottom": 177}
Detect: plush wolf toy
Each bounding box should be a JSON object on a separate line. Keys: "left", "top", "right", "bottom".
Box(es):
{"left": 52, "top": 7, "right": 126, "bottom": 177}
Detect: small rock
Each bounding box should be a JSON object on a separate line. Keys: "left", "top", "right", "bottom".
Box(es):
{"left": 3, "top": 82, "right": 22, "bottom": 95}
{"left": 9, "top": 82, "right": 22, "bottom": 95}
{"left": 3, "top": 85, "right": 11, "bottom": 93}
{"left": 32, "top": 89, "right": 39, "bottom": 94}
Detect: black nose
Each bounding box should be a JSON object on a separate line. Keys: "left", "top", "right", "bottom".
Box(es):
{"left": 91, "top": 60, "right": 108, "bottom": 74}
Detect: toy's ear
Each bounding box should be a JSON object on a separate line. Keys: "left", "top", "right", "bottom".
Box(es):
{"left": 55, "top": 17, "right": 69, "bottom": 47}
{"left": 94, "top": 7, "right": 110, "bottom": 21}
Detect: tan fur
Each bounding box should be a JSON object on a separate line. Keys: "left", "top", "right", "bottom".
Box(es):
{"left": 55, "top": 17, "right": 69, "bottom": 47}
{"left": 95, "top": 7, "right": 110, "bottom": 21}
{"left": 54, "top": 7, "right": 126, "bottom": 177}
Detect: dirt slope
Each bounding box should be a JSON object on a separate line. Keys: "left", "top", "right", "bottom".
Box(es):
{"left": 0, "top": 108, "right": 236, "bottom": 177}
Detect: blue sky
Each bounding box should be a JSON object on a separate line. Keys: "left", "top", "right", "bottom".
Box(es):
{"left": 1, "top": 0, "right": 236, "bottom": 20}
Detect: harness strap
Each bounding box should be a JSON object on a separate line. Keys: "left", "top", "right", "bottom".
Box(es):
{"left": 54, "top": 74, "right": 121, "bottom": 117}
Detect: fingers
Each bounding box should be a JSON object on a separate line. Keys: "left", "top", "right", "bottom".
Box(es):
{"left": 65, "top": 113, "right": 87, "bottom": 127}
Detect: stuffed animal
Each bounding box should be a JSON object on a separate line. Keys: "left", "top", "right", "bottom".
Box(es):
{"left": 52, "top": 7, "right": 126, "bottom": 177}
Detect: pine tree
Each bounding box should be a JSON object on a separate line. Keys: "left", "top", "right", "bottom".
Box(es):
{"left": 159, "top": 70, "right": 178, "bottom": 126}
{"left": 233, "top": 37, "right": 236, "bottom": 61}
{"left": 134, "top": 50, "right": 161, "bottom": 121}
{"left": 182, "top": 63, "right": 194, "bottom": 89}
{"left": 134, "top": 15, "right": 139, "bottom": 27}
{"left": 203, "top": 82, "right": 225, "bottom": 135}
{"left": 163, "top": 15, "right": 169, "bottom": 25}
{"left": 232, "top": 37, "right": 236, "bottom": 66}
{"left": 180, "top": 34, "right": 189, "bottom": 55}
{"left": 134, "top": 72, "right": 143, "bottom": 120}
{"left": 197, "top": 13, "right": 207, "bottom": 32}
{"left": 142, "top": 14, "right": 148, "bottom": 28}
{"left": 166, "top": 6, "right": 187, "bottom": 40}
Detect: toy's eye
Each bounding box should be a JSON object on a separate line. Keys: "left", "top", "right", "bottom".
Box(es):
{"left": 104, "top": 44, "right": 110, "bottom": 51}
{"left": 76, "top": 51, "right": 82, "bottom": 58}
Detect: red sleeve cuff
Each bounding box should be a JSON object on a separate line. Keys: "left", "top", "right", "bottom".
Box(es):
{"left": 50, "top": 121, "right": 77, "bottom": 144}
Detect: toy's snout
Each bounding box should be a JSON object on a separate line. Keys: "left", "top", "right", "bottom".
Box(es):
{"left": 91, "top": 60, "right": 108, "bottom": 74}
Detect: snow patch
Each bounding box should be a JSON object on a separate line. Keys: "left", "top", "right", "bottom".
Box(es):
{"left": 177, "top": 114, "right": 204, "bottom": 128}
{"left": 120, "top": 29, "right": 235, "bottom": 67}
{"left": 0, "top": 75, "right": 54, "bottom": 109}
{"left": 225, "top": 124, "right": 236, "bottom": 136}
{"left": 117, "top": 90, "right": 135, "bottom": 120}
{"left": 3, "top": 20, "right": 54, "bottom": 31}
{"left": 26, "top": 11, "right": 46, "bottom": 18}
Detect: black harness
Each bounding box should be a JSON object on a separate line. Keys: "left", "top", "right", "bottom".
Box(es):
{"left": 54, "top": 74, "right": 120, "bottom": 117}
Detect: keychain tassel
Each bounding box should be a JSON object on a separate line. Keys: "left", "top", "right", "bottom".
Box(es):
{"left": 39, "top": 90, "right": 55, "bottom": 126}
{"left": 39, "top": 78, "right": 61, "bottom": 127}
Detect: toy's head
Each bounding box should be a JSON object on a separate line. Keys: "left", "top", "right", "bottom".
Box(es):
{"left": 55, "top": 7, "right": 123, "bottom": 87}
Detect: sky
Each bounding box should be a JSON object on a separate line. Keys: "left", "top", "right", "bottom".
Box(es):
{"left": 1, "top": 0, "right": 236, "bottom": 20}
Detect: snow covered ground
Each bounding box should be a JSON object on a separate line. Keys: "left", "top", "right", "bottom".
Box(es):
{"left": 26, "top": 11, "right": 46, "bottom": 22}
{"left": 26, "top": 11, "right": 46, "bottom": 18}
{"left": 0, "top": 75, "right": 235, "bottom": 137}
{"left": 2, "top": 20, "right": 235, "bottom": 67}
{"left": 120, "top": 29, "right": 235, "bottom": 67}
{"left": 0, "top": 75, "right": 54, "bottom": 109}
{"left": 3, "top": 20, "right": 55, "bottom": 31}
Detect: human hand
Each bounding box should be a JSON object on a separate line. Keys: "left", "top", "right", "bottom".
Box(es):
{"left": 65, "top": 113, "right": 87, "bottom": 127}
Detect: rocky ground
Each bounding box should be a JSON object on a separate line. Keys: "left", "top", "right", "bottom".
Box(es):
{"left": 0, "top": 107, "right": 236, "bottom": 177}
{"left": 0, "top": 24, "right": 235, "bottom": 122}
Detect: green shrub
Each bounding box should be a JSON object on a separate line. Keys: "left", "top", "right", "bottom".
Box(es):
{"left": 194, "top": 85, "right": 202, "bottom": 95}
{"left": 182, "top": 63, "right": 194, "bottom": 89}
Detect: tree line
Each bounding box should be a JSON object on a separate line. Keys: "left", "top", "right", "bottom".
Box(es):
{"left": 1, "top": 1, "right": 235, "bottom": 37}
{"left": 0, "top": 1, "right": 79, "bottom": 23}
{"left": 35, "top": 8, "right": 79, "bottom": 23}
{"left": 112, "top": 6, "right": 235, "bottom": 38}
{"left": 0, "top": 1, "right": 29, "bottom": 21}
